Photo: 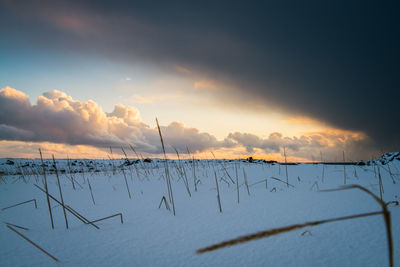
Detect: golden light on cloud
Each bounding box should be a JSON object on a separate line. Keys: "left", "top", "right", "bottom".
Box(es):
{"left": 194, "top": 80, "right": 219, "bottom": 90}
{"left": 302, "top": 128, "right": 368, "bottom": 146}
{"left": 283, "top": 116, "right": 319, "bottom": 124}
{"left": 0, "top": 141, "right": 109, "bottom": 159}
{"left": 0, "top": 87, "right": 375, "bottom": 162}
{"left": 130, "top": 92, "right": 182, "bottom": 104}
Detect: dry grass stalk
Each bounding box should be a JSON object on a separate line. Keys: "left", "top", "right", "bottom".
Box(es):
{"left": 310, "top": 181, "right": 319, "bottom": 191}
{"left": 235, "top": 163, "right": 239, "bottom": 204}
{"left": 378, "top": 165, "right": 384, "bottom": 200}
{"left": 220, "top": 177, "right": 230, "bottom": 187}
{"left": 1, "top": 199, "right": 37, "bottom": 211}
{"left": 324, "top": 185, "right": 394, "bottom": 267}
{"left": 221, "top": 163, "right": 235, "bottom": 184}
{"left": 128, "top": 144, "right": 142, "bottom": 179}
{"left": 173, "top": 147, "right": 191, "bottom": 197}
{"left": 214, "top": 171, "right": 222, "bottom": 213}
{"left": 4, "top": 221, "right": 30, "bottom": 231}
{"left": 211, "top": 151, "right": 234, "bottom": 184}
{"left": 87, "top": 178, "right": 96, "bottom": 205}
{"left": 243, "top": 169, "right": 250, "bottom": 196}
{"left": 121, "top": 167, "right": 132, "bottom": 199}
{"left": 284, "top": 147, "right": 289, "bottom": 187}
{"left": 158, "top": 196, "right": 170, "bottom": 211}
{"left": 6, "top": 224, "right": 59, "bottom": 262}
{"left": 67, "top": 157, "right": 76, "bottom": 190}
{"left": 188, "top": 147, "right": 198, "bottom": 192}
{"left": 197, "top": 210, "right": 382, "bottom": 254}
{"left": 52, "top": 155, "right": 68, "bottom": 229}
{"left": 386, "top": 201, "right": 399, "bottom": 207}
{"left": 270, "top": 176, "right": 295, "bottom": 188}
{"left": 121, "top": 147, "right": 134, "bottom": 182}
{"left": 129, "top": 144, "right": 149, "bottom": 178}
{"left": 354, "top": 166, "right": 358, "bottom": 179}
{"left": 87, "top": 213, "right": 123, "bottom": 224}
{"left": 39, "top": 148, "right": 54, "bottom": 229}
{"left": 343, "top": 151, "right": 347, "bottom": 184}
{"left": 80, "top": 164, "right": 86, "bottom": 184}
{"left": 249, "top": 178, "right": 268, "bottom": 188}
{"left": 320, "top": 151, "right": 325, "bottom": 183}
{"left": 301, "top": 230, "right": 312, "bottom": 236}
{"left": 197, "top": 185, "right": 394, "bottom": 267}
{"left": 34, "top": 184, "right": 100, "bottom": 229}
{"left": 379, "top": 164, "right": 396, "bottom": 184}
{"left": 17, "top": 163, "right": 27, "bottom": 183}
{"left": 107, "top": 154, "right": 116, "bottom": 176}
{"left": 156, "top": 118, "right": 176, "bottom": 216}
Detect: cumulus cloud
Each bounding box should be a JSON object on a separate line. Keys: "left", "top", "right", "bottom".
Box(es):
{"left": 0, "top": 87, "right": 232, "bottom": 154}
{"left": 226, "top": 130, "right": 375, "bottom": 161}
{"left": 0, "top": 87, "right": 377, "bottom": 160}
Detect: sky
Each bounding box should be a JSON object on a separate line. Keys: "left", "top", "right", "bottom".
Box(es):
{"left": 0, "top": 0, "right": 399, "bottom": 161}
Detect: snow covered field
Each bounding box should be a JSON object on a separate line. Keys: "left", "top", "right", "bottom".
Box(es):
{"left": 0, "top": 153, "right": 399, "bottom": 266}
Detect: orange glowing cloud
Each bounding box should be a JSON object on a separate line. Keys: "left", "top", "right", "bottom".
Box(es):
{"left": 194, "top": 80, "right": 219, "bottom": 90}
{"left": 0, "top": 87, "right": 375, "bottom": 161}
{"left": 283, "top": 116, "right": 320, "bottom": 124}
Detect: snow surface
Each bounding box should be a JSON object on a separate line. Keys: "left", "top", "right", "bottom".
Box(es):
{"left": 0, "top": 154, "right": 399, "bottom": 266}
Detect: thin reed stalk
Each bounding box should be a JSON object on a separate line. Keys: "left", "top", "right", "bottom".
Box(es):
{"left": 235, "top": 163, "right": 239, "bottom": 204}
{"left": 158, "top": 196, "right": 170, "bottom": 211}
{"left": 214, "top": 170, "right": 222, "bottom": 213}
{"left": 87, "top": 178, "right": 96, "bottom": 205}
{"left": 39, "top": 149, "right": 54, "bottom": 229}
{"left": 378, "top": 165, "right": 384, "bottom": 200}
{"left": 156, "top": 118, "right": 175, "bottom": 216}
{"left": 320, "top": 151, "right": 325, "bottom": 183}
{"left": 67, "top": 157, "right": 76, "bottom": 190}
{"left": 128, "top": 144, "right": 142, "bottom": 179}
{"left": 284, "top": 147, "right": 289, "bottom": 187}
{"left": 121, "top": 167, "right": 132, "bottom": 199}
{"left": 1, "top": 199, "right": 37, "bottom": 211}
{"left": 188, "top": 147, "right": 197, "bottom": 192}
{"left": 343, "top": 151, "right": 347, "bottom": 184}
{"left": 7, "top": 224, "right": 59, "bottom": 262}
{"left": 4, "top": 222, "right": 29, "bottom": 231}
{"left": 121, "top": 147, "right": 134, "bottom": 182}
{"left": 198, "top": 186, "right": 394, "bottom": 267}
{"left": 174, "top": 147, "right": 191, "bottom": 197}
{"left": 243, "top": 169, "right": 250, "bottom": 196}
{"left": 52, "top": 155, "right": 68, "bottom": 229}
{"left": 34, "top": 184, "right": 99, "bottom": 229}
{"left": 88, "top": 213, "right": 123, "bottom": 224}
{"left": 197, "top": 210, "right": 382, "bottom": 254}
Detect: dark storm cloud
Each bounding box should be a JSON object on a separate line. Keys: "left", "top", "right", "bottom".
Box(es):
{"left": 1, "top": 0, "right": 399, "bottom": 150}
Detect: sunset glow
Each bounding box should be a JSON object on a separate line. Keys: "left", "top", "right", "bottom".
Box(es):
{"left": 0, "top": 1, "right": 398, "bottom": 161}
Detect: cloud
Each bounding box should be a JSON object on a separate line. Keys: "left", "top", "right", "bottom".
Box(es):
{"left": 226, "top": 130, "right": 374, "bottom": 161}
{"left": 0, "top": 87, "right": 377, "bottom": 160}
{"left": 283, "top": 117, "right": 319, "bottom": 124}
{"left": 0, "top": 87, "right": 232, "bottom": 155}
{"left": 2, "top": 0, "right": 398, "bottom": 151}
{"left": 194, "top": 80, "right": 219, "bottom": 90}
{"left": 0, "top": 140, "right": 108, "bottom": 159}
